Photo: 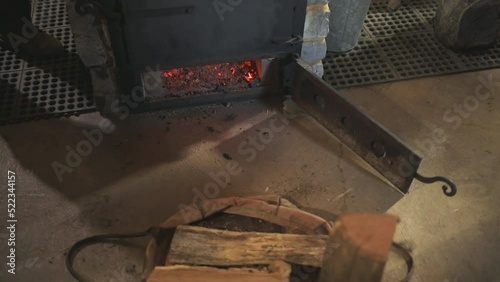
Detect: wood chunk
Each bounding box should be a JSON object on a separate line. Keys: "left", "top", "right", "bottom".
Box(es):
{"left": 167, "top": 225, "right": 328, "bottom": 267}
{"left": 319, "top": 214, "right": 399, "bottom": 282}
{"left": 147, "top": 263, "right": 291, "bottom": 282}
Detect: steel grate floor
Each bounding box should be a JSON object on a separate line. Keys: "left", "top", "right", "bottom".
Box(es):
{"left": 323, "top": 0, "right": 500, "bottom": 89}
{"left": 0, "top": 0, "right": 94, "bottom": 125}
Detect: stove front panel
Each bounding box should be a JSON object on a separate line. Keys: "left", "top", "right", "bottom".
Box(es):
{"left": 118, "top": 0, "right": 307, "bottom": 69}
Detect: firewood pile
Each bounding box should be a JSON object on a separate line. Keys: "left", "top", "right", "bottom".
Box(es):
{"left": 144, "top": 196, "right": 400, "bottom": 282}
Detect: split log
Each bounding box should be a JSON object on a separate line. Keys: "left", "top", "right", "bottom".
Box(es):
{"left": 433, "top": 0, "right": 500, "bottom": 51}
{"left": 148, "top": 261, "right": 291, "bottom": 282}
{"left": 318, "top": 214, "right": 399, "bottom": 282}
{"left": 167, "top": 225, "right": 328, "bottom": 267}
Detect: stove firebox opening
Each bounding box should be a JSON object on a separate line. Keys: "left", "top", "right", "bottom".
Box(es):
{"left": 140, "top": 58, "right": 280, "bottom": 107}
{"left": 160, "top": 60, "right": 260, "bottom": 98}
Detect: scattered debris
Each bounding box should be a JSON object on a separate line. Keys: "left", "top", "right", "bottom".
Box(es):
{"left": 387, "top": 0, "right": 401, "bottom": 11}
{"left": 125, "top": 264, "right": 137, "bottom": 275}
{"left": 331, "top": 188, "right": 354, "bottom": 203}
{"left": 112, "top": 142, "right": 123, "bottom": 147}
{"left": 224, "top": 113, "right": 237, "bottom": 122}
{"left": 105, "top": 219, "right": 113, "bottom": 228}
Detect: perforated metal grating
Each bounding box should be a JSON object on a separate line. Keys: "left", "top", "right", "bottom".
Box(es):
{"left": 17, "top": 64, "right": 93, "bottom": 119}
{"left": 0, "top": 72, "right": 21, "bottom": 121}
{"left": 324, "top": 39, "right": 397, "bottom": 88}
{"left": 364, "top": 1, "right": 428, "bottom": 38}
{"left": 323, "top": 0, "right": 500, "bottom": 89}
{"left": 409, "top": 0, "right": 437, "bottom": 23}
{"left": 0, "top": 0, "right": 94, "bottom": 125}
{"left": 33, "top": 0, "right": 70, "bottom": 30}
{"left": 0, "top": 49, "right": 24, "bottom": 73}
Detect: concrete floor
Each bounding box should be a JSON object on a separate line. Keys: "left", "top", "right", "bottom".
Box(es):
{"left": 0, "top": 69, "right": 499, "bottom": 282}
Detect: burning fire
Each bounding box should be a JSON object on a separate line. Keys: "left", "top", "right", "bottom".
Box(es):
{"left": 241, "top": 61, "right": 257, "bottom": 82}
{"left": 160, "top": 60, "right": 260, "bottom": 94}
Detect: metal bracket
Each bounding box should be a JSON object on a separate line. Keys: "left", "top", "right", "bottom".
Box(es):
{"left": 291, "top": 59, "right": 457, "bottom": 196}
{"left": 75, "top": 0, "right": 121, "bottom": 20}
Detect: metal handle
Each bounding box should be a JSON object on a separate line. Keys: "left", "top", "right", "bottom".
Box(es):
{"left": 272, "top": 35, "right": 303, "bottom": 45}
{"left": 415, "top": 173, "right": 457, "bottom": 197}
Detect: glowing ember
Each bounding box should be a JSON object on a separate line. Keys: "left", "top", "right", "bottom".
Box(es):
{"left": 244, "top": 72, "right": 254, "bottom": 82}
{"left": 160, "top": 60, "right": 260, "bottom": 97}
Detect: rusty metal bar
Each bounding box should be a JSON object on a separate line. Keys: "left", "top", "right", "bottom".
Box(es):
{"left": 291, "top": 59, "right": 422, "bottom": 193}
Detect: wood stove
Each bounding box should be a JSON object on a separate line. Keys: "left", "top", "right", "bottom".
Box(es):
{"left": 68, "top": 0, "right": 307, "bottom": 113}
{"left": 66, "top": 0, "right": 457, "bottom": 196}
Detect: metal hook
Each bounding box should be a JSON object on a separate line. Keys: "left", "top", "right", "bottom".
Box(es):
{"left": 415, "top": 173, "right": 457, "bottom": 197}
